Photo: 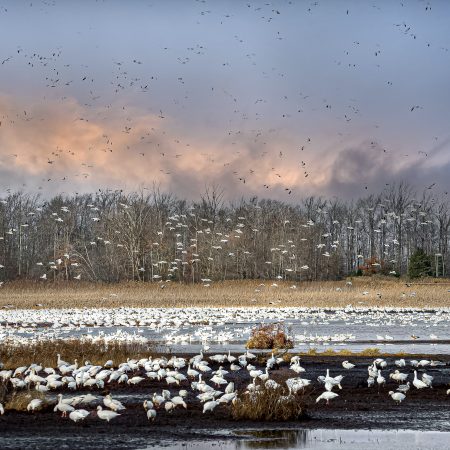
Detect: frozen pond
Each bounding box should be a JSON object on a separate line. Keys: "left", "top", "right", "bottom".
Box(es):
{"left": 1, "top": 307, "right": 449, "bottom": 354}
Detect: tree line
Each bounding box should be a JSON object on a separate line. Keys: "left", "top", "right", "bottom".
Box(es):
{"left": 0, "top": 183, "right": 448, "bottom": 283}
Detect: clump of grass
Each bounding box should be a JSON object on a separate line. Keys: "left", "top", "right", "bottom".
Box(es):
{"left": 358, "top": 347, "right": 381, "bottom": 357}
{"left": 247, "top": 323, "right": 293, "bottom": 350}
{"left": 301, "top": 347, "right": 381, "bottom": 357}
{"left": 231, "top": 383, "right": 305, "bottom": 421}
{"left": 0, "top": 339, "right": 161, "bottom": 369}
{"left": 305, "top": 348, "right": 318, "bottom": 356}
{"left": 4, "top": 391, "right": 47, "bottom": 412}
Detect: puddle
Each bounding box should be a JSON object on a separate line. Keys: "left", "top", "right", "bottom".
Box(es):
{"left": 140, "top": 429, "right": 450, "bottom": 450}
{"left": 1, "top": 428, "right": 449, "bottom": 450}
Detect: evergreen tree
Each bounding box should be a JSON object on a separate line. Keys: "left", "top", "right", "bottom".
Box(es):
{"left": 408, "top": 249, "right": 433, "bottom": 278}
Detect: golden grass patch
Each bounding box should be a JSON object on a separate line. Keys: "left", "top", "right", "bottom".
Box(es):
{"left": 0, "top": 339, "right": 160, "bottom": 369}
{"left": 0, "top": 277, "right": 448, "bottom": 309}
{"left": 3, "top": 391, "right": 47, "bottom": 412}
{"left": 247, "top": 323, "right": 293, "bottom": 350}
{"left": 297, "top": 347, "right": 381, "bottom": 357}
{"left": 231, "top": 383, "right": 306, "bottom": 421}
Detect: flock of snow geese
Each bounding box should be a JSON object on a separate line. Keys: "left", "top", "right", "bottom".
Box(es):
{"left": 0, "top": 350, "right": 449, "bottom": 422}
{"left": 0, "top": 307, "right": 448, "bottom": 349}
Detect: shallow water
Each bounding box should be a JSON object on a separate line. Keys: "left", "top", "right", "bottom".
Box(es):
{"left": 1, "top": 307, "right": 449, "bottom": 354}
{"left": 139, "top": 429, "right": 450, "bottom": 450}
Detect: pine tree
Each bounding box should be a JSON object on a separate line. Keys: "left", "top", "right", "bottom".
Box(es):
{"left": 408, "top": 248, "right": 433, "bottom": 278}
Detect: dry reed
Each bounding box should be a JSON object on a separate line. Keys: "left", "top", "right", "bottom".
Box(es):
{"left": 231, "top": 383, "right": 306, "bottom": 421}
{"left": 0, "top": 339, "right": 160, "bottom": 369}
{"left": 3, "top": 391, "right": 47, "bottom": 412}
{"left": 247, "top": 323, "right": 293, "bottom": 350}
{"left": 293, "top": 347, "right": 382, "bottom": 357}
{"left": 301, "top": 347, "right": 381, "bottom": 357}
{"left": 0, "top": 278, "right": 448, "bottom": 310}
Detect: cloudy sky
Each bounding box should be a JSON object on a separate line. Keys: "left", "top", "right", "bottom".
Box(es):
{"left": 0, "top": 0, "right": 449, "bottom": 201}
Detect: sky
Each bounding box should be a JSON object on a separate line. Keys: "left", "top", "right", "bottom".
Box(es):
{"left": 0, "top": 0, "right": 449, "bottom": 202}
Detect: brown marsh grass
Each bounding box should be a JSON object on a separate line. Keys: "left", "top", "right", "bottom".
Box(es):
{"left": 247, "top": 323, "right": 294, "bottom": 350}
{"left": 0, "top": 339, "right": 160, "bottom": 369}
{"left": 0, "top": 277, "right": 448, "bottom": 309}
{"left": 231, "top": 382, "right": 306, "bottom": 421}
{"left": 3, "top": 391, "right": 47, "bottom": 412}
{"left": 301, "top": 347, "right": 381, "bottom": 357}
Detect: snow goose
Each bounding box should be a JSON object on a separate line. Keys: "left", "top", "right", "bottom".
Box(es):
{"left": 389, "top": 391, "right": 406, "bottom": 404}
{"left": 127, "top": 376, "right": 145, "bottom": 385}
{"left": 187, "top": 364, "right": 199, "bottom": 379}
{"left": 97, "top": 405, "right": 120, "bottom": 422}
{"left": 227, "top": 351, "right": 236, "bottom": 363}
{"left": 376, "top": 371, "right": 386, "bottom": 388}
{"left": 413, "top": 371, "right": 428, "bottom": 389}
{"left": 27, "top": 399, "right": 43, "bottom": 412}
{"left": 421, "top": 373, "right": 433, "bottom": 387}
{"left": 225, "top": 382, "right": 235, "bottom": 394}
{"left": 103, "top": 394, "right": 125, "bottom": 411}
{"left": 218, "top": 392, "right": 236, "bottom": 404}
{"left": 342, "top": 361, "right": 355, "bottom": 370}
{"left": 203, "top": 400, "right": 219, "bottom": 413}
{"left": 171, "top": 396, "right": 187, "bottom": 409}
{"left": 389, "top": 370, "right": 408, "bottom": 383}
{"left": 397, "top": 382, "right": 410, "bottom": 393}
{"left": 54, "top": 394, "right": 75, "bottom": 417}
{"left": 57, "top": 354, "right": 69, "bottom": 368}
{"left": 146, "top": 408, "right": 157, "bottom": 420}
{"left": 69, "top": 409, "right": 90, "bottom": 422}
{"left": 316, "top": 392, "right": 339, "bottom": 404}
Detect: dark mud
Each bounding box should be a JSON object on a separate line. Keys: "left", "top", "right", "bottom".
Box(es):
{"left": 0, "top": 355, "right": 449, "bottom": 449}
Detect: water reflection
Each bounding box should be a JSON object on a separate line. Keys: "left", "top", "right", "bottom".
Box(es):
{"left": 143, "top": 429, "right": 450, "bottom": 450}
{"left": 235, "top": 430, "right": 308, "bottom": 449}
